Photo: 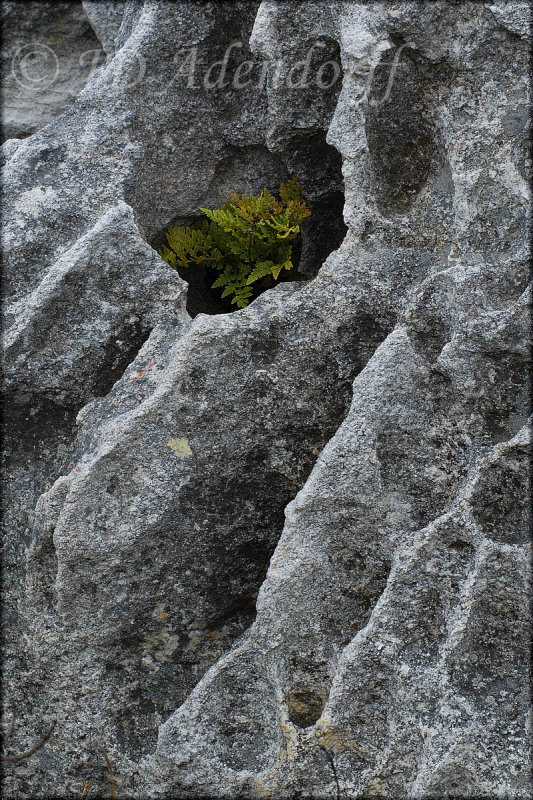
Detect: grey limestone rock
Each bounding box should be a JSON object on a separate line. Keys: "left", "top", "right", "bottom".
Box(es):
{"left": 82, "top": 1, "right": 125, "bottom": 58}
{"left": 1, "top": 1, "right": 106, "bottom": 141}
{"left": 1, "top": 1, "right": 530, "bottom": 799}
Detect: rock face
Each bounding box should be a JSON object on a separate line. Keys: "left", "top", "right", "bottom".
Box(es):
{"left": 1, "top": 1, "right": 107, "bottom": 142}
{"left": 1, "top": 2, "right": 530, "bottom": 799}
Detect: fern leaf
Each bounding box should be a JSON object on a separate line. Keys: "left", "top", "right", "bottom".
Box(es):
{"left": 279, "top": 174, "right": 302, "bottom": 203}
{"left": 272, "top": 260, "right": 293, "bottom": 280}
{"left": 162, "top": 176, "right": 310, "bottom": 309}
{"left": 245, "top": 260, "right": 274, "bottom": 285}
{"left": 231, "top": 286, "right": 253, "bottom": 307}
{"left": 159, "top": 244, "right": 177, "bottom": 268}
{"left": 211, "top": 273, "right": 229, "bottom": 289}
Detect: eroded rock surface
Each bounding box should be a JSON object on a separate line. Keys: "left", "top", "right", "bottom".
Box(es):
{"left": 1, "top": 1, "right": 107, "bottom": 142}
{"left": 1, "top": 2, "right": 530, "bottom": 798}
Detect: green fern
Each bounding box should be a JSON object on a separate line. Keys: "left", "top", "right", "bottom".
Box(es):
{"left": 159, "top": 175, "right": 311, "bottom": 308}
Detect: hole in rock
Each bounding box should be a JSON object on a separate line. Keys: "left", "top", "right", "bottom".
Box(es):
{"left": 286, "top": 688, "right": 326, "bottom": 728}
{"left": 1, "top": 1, "right": 107, "bottom": 142}
{"left": 449, "top": 540, "right": 474, "bottom": 553}
{"left": 150, "top": 135, "right": 346, "bottom": 317}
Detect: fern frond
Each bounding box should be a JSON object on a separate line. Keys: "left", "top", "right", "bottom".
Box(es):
{"left": 159, "top": 244, "right": 177, "bottom": 268}
{"left": 211, "top": 273, "right": 229, "bottom": 289}
{"left": 161, "top": 177, "right": 311, "bottom": 308}
{"left": 271, "top": 261, "right": 291, "bottom": 280}
{"left": 279, "top": 174, "right": 302, "bottom": 203}
{"left": 231, "top": 286, "right": 253, "bottom": 307}
{"left": 245, "top": 260, "right": 275, "bottom": 285}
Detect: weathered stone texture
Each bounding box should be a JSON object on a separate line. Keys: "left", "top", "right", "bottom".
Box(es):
{"left": 1, "top": 1, "right": 106, "bottom": 141}
{"left": 1, "top": 1, "right": 530, "bottom": 798}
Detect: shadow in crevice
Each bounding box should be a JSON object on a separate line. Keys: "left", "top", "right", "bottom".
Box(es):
{"left": 91, "top": 319, "right": 153, "bottom": 398}
{"left": 284, "top": 552, "right": 392, "bottom": 731}
{"left": 280, "top": 130, "right": 347, "bottom": 278}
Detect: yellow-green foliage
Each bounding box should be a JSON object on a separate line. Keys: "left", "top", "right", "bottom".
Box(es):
{"left": 159, "top": 175, "right": 311, "bottom": 308}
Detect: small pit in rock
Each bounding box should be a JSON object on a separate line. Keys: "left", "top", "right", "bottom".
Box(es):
{"left": 286, "top": 688, "right": 327, "bottom": 728}
{"left": 365, "top": 43, "right": 442, "bottom": 216}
